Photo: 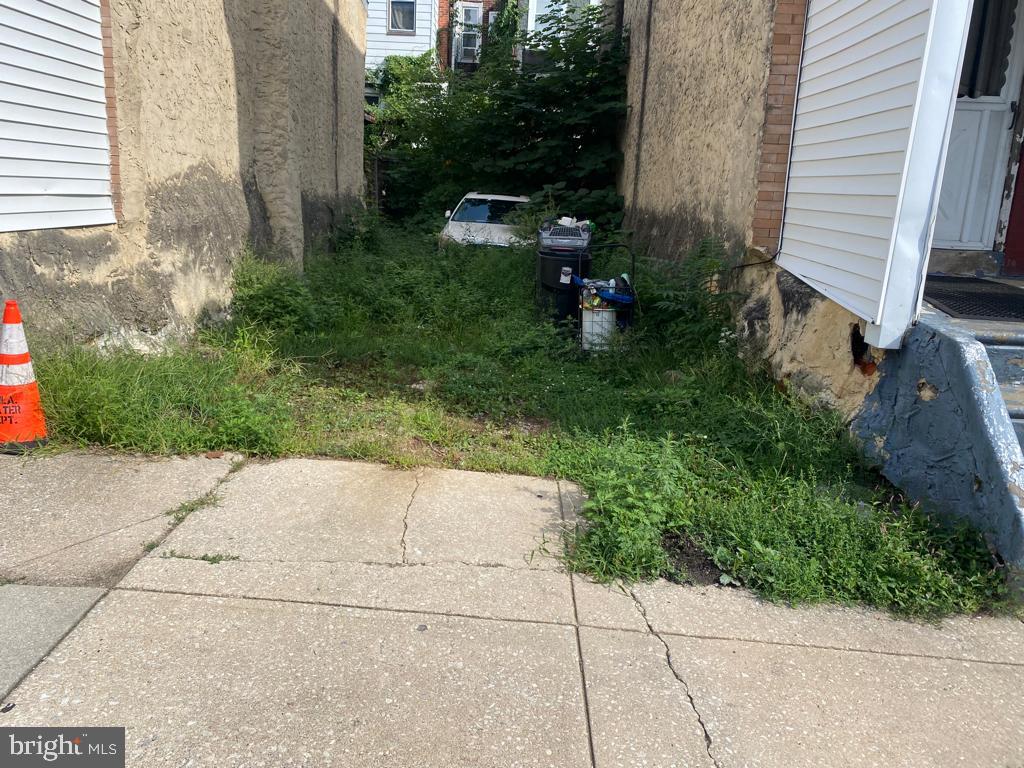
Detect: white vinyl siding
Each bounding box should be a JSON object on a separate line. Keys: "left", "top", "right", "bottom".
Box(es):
{"left": 366, "top": 0, "right": 439, "bottom": 69}
{"left": 0, "top": 0, "right": 115, "bottom": 233}
{"left": 778, "top": 0, "right": 973, "bottom": 348}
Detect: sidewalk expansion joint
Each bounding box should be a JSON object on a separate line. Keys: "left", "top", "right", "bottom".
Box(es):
{"left": 629, "top": 587, "right": 720, "bottom": 768}
{"left": 114, "top": 585, "right": 580, "bottom": 631}
{"left": 160, "top": 557, "right": 556, "bottom": 573}
{"left": 565, "top": 538, "right": 598, "bottom": 768}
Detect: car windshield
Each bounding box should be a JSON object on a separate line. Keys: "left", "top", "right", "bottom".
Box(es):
{"left": 451, "top": 198, "right": 522, "bottom": 224}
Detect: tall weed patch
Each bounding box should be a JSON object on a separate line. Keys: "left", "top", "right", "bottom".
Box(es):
{"left": 37, "top": 221, "right": 1010, "bottom": 617}
{"left": 37, "top": 329, "right": 299, "bottom": 455}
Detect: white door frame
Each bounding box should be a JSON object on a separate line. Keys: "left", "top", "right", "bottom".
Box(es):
{"left": 934, "top": 0, "right": 1024, "bottom": 251}
{"left": 996, "top": 0, "right": 1024, "bottom": 248}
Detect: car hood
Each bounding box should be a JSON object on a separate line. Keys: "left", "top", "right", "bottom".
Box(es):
{"left": 442, "top": 221, "right": 528, "bottom": 247}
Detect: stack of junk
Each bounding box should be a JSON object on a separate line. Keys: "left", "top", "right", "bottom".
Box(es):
{"left": 574, "top": 275, "right": 635, "bottom": 351}
{"left": 534, "top": 216, "right": 636, "bottom": 350}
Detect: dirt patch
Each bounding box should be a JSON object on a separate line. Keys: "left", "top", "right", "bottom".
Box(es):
{"left": 663, "top": 533, "right": 722, "bottom": 586}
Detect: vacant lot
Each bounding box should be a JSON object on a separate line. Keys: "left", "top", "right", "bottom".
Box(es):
{"left": 36, "top": 223, "right": 1009, "bottom": 617}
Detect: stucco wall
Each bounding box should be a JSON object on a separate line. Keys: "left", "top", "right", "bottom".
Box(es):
{"left": 0, "top": 0, "right": 367, "bottom": 346}
{"left": 620, "top": 0, "right": 775, "bottom": 256}
{"left": 619, "top": 1, "right": 878, "bottom": 416}
{"left": 736, "top": 262, "right": 882, "bottom": 418}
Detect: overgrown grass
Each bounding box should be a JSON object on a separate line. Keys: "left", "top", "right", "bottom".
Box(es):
{"left": 34, "top": 223, "right": 1010, "bottom": 617}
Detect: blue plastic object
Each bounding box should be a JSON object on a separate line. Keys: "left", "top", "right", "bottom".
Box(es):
{"left": 571, "top": 275, "right": 635, "bottom": 305}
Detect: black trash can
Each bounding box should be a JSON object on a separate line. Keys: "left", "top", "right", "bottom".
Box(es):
{"left": 536, "top": 248, "right": 592, "bottom": 322}
{"left": 535, "top": 220, "right": 594, "bottom": 322}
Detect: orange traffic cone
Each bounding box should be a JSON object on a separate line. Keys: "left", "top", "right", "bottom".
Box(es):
{"left": 0, "top": 300, "right": 47, "bottom": 452}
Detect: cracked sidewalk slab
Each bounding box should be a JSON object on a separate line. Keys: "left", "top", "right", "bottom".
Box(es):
{"left": 2, "top": 589, "right": 592, "bottom": 767}
{"left": 0, "top": 452, "right": 236, "bottom": 586}
{"left": 571, "top": 577, "right": 651, "bottom": 633}
{"left": 628, "top": 587, "right": 719, "bottom": 767}
{"left": 664, "top": 634, "right": 1024, "bottom": 767}
{"left": 155, "top": 458, "right": 414, "bottom": 564}
{"left": 154, "top": 460, "right": 567, "bottom": 571}
{"left": 405, "top": 468, "right": 565, "bottom": 570}
{"left": 0, "top": 584, "right": 104, "bottom": 700}
{"left": 573, "top": 577, "right": 1024, "bottom": 666}
{"left": 578, "top": 626, "right": 717, "bottom": 768}
{"left": 399, "top": 469, "right": 422, "bottom": 564}
{"left": 633, "top": 581, "right": 1024, "bottom": 666}
{"left": 133, "top": 460, "right": 575, "bottom": 625}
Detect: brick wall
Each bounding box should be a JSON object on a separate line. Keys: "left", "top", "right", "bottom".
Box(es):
{"left": 751, "top": 0, "right": 808, "bottom": 251}
{"left": 438, "top": 0, "right": 498, "bottom": 69}
{"left": 438, "top": 0, "right": 451, "bottom": 68}
{"left": 98, "top": 0, "right": 122, "bottom": 222}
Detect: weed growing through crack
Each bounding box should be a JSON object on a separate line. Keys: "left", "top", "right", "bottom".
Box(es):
{"left": 164, "top": 550, "right": 240, "bottom": 565}
{"left": 167, "top": 491, "right": 220, "bottom": 526}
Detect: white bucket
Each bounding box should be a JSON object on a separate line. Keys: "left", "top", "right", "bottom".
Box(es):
{"left": 581, "top": 307, "right": 617, "bottom": 351}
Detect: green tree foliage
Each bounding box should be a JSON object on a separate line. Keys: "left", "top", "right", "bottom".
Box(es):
{"left": 365, "top": 1, "right": 628, "bottom": 229}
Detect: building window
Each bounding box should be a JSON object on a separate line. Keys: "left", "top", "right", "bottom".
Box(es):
{"left": 389, "top": 0, "right": 416, "bottom": 33}
{"left": 458, "top": 2, "right": 483, "bottom": 63}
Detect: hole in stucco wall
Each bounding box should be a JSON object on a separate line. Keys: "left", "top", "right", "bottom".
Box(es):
{"left": 850, "top": 324, "right": 876, "bottom": 376}
{"left": 917, "top": 379, "right": 940, "bottom": 402}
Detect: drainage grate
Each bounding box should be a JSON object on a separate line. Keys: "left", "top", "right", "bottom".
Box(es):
{"left": 923, "top": 276, "right": 1024, "bottom": 322}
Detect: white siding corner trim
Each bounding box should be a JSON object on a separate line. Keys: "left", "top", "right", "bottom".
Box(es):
{"left": 0, "top": 0, "right": 116, "bottom": 234}
{"left": 778, "top": 0, "right": 974, "bottom": 349}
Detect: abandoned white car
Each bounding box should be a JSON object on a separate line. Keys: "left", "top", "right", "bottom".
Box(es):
{"left": 439, "top": 193, "right": 530, "bottom": 247}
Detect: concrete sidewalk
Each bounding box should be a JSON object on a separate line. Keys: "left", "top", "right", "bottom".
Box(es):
{"left": 1, "top": 453, "right": 1023, "bottom": 767}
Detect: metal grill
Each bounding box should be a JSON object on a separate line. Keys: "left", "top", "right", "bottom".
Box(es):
{"left": 549, "top": 226, "right": 584, "bottom": 239}
{"left": 923, "top": 276, "right": 1024, "bottom": 322}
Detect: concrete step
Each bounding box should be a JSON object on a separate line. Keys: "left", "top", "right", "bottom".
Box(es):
{"left": 982, "top": 343, "right": 1024, "bottom": 448}
{"left": 1000, "top": 383, "right": 1024, "bottom": 419}
{"left": 957, "top": 319, "right": 1024, "bottom": 346}
{"left": 984, "top": 345, "right": 1024, "bottom": 387}
{"left": 1013, "top": 418, "right": 1024, "bottom": 447}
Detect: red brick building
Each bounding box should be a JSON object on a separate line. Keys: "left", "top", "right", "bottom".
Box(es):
{"left": 438, "top": 0, "right": 500, "bottom": 70}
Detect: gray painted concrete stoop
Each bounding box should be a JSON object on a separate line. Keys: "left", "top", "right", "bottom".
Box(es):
{"left": 957, "top": 319, "right": 1024, "bottom": 448}
{"left": 854, "top": 310, "right": 1024, "bottom": 570}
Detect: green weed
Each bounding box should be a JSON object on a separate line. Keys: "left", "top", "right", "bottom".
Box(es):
{"left": 36, "top": 329, "right": 299, "bottom": 456}
{"left": 35, "top": 222, "right": 1011, "bottom": 617}
{"left": 164, "top": 550, "right": 240, "bottom": 565}
{"left": 167, "top": 491, "right": 220, "bottom": 525}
